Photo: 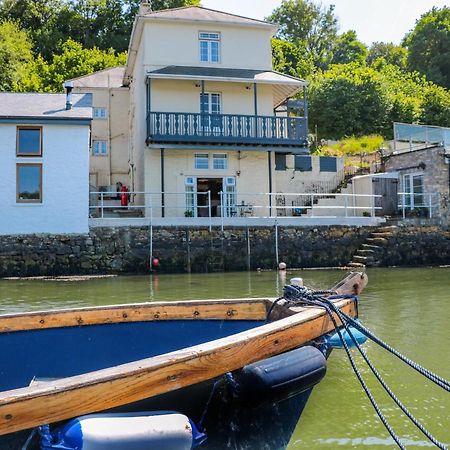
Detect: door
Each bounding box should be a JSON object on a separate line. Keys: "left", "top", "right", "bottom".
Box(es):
{"left": 372, "top": 177, "right": 398, "bottom": 216}
{"left": 185, "top": 176, "right": 196, "bottom": 217}
{"left": 401, "top": 173, "right": 424, "bottom": 209}
{"left": 196, "top": 178, "right": 223, "bottom": 217}
{"left": 222, "top": 177, "right": 237, "bottom": 218}
{"left": 200, "top": 93, "right": 222, "bottom": 134}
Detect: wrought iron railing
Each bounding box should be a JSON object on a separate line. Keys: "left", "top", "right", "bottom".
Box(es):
{"left": 147, "top": 111, "right": 308, "bottom": 146}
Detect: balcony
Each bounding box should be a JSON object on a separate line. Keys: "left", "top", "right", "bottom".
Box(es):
{"left": 147, "top": 112, "right": 308, "bottom": 148}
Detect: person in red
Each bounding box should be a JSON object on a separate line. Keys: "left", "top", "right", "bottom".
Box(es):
{"left": 120, "top": 185, "right": 129, "bottom": 207}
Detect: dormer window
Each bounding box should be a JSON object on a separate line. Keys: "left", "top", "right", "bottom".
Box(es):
{"left": 199, "top": 32, "right": 220, "bottom": 63}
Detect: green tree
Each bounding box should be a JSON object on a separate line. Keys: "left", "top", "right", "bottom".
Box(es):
{"left": 267, "top": 0, "right": 338, "bottom": 69}
{"left": 271, "top": 38, "right": 314, "bottom": 78}
{"left": 18, "top": 39, "right": 127, "bottom": 92}
{"left": 367, "top": 42, "right": 407, "bottom": 69}
{"left": 0, "top": 20, "right": 34, "bottom": 91}
{"left": 308, "top": 63, "right": 391, "bottom": 139}
{"left": 331, "top": 30, "right": 368, "bottom": 65}
{"left": 420, "top": 84, "right": 450, "bottom": 127}
{"left": 404, "top": 6, "right": 450, "bottom": 89}
{"left": 0, "top": 0, "right": 69, "bottom": 60}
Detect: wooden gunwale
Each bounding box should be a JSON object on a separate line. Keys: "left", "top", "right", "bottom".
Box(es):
{"left": 0, "top": 298, "right": 272, "bottom": 333}
{"left": 0, "top": 297, "right": 356, "bottom": 436}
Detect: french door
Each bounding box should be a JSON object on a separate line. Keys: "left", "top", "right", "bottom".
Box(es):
{"left": 401, "top": 173, "right": 424, "bottom": 208}
{"left": 200, "top": 92, "right": 222, "bottom": 132}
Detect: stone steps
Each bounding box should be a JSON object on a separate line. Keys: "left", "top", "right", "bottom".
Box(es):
{"left": 361, "top": 244, "right": 380, "bottom": 250}
{"left": 347, "top": 225, "right": 397, "bottom": 268}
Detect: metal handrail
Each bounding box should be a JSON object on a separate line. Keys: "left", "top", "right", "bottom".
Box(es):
{"left": 147, "top": 111, "right": 308, "bottom": 145}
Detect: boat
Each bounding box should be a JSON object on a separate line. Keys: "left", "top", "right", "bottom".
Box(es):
{"left": 0, "top": 271, "right": 367, "bottom": 449}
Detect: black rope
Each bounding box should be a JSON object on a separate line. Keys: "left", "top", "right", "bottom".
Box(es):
{"left": 319, "top": 296, "right": 448, "bottom": 450}
{"left": 301, "top": 295, "right": 407, "bottom": 449}
{"left": 198, "top": 377, "right": 222, "bottom": 430}
{"left": 281, "top": 285, "right": 449, "bottom": 450}
{"left": 334, "top": 308, "right": 450, "bottom": 392}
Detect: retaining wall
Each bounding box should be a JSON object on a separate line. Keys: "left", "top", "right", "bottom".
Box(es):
{"left": 0, "top": 225, "right": 449, "bottom": 277}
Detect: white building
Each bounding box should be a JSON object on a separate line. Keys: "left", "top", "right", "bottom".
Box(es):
{"left": 0, "top": 93, "right": 92, "bottom": 235}
{"left": 72, "top": 5, "right": 355, "bottom": 224}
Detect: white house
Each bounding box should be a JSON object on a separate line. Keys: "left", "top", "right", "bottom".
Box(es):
{"left": 72, "top": 5, "right": 349, "bottom": 223}
{"left": 126, "top": 4, "right": 310, "bottom": 218}
{"left": 0, "top": 93, "right": 92, "bottom": 235}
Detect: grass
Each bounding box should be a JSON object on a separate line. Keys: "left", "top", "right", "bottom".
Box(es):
{"left": 317, "top": 135, "right": 385, "bottom": 157}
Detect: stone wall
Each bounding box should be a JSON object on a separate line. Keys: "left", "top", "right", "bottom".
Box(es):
{"left": 380, "top": 224, "right": 450, "bottom": 267}
{"left": 0, "top": 226, "right": 370, "bottom": 277}
{"left": 0, "top": 225, "right": 449, "bottom": 277}
{"left": 384, "top": 146, "right": 449, "bottom": 224}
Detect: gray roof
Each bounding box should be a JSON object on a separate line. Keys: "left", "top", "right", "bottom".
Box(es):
{"left": 147, "top": 66, "right": 305, "bottom": 107}
{"left": 142, "top": 6, "right": 277, "bottom": 29}
{"left": 70, "top": 67, "right": 126, "bottom": 88}
{"left": 0, "top": 93, "right": 92, "bottom": 121}
{"left": 148, "top": 66, "right": 305, "bottom": 85}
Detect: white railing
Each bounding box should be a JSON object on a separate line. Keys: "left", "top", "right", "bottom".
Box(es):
{"left": 397, "top": 192, "right": 440, "bottom": 219}
{"left": 89, "top": 190, "right": 384, "bottom": 227}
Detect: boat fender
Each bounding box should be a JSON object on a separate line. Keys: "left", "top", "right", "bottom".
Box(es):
{"left": 39, "top": 411, "right": 206, "bottom": 450}
{"left": 324, "top": 325, "right": 368, "bottom": 349}
{"left": 232, "top": 346, "right": 326, "bottom": 402}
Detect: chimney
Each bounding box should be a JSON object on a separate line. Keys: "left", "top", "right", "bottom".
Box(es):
{"left": 64, "top": 81, "right": 74, "bottom": 110}
{"left": 139, "top": 0, "right": 152, "bottom": 14}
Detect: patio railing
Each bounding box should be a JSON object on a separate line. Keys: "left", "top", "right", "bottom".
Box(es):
{"left": 147, "top": 111, "right": 308, "bottom": 147}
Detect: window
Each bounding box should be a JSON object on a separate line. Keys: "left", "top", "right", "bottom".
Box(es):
{"left": 16, "top": 127, "right": 42, "bottom": 156}
{"left": 213, "top": 154, "right": 227, "bottom": 170}
{"left": 402, "top": 173, "right": 424, "bottom": 208}
{"left": 199, "top": 32, "right": 220, "bottom": 63}
{"left": 17, "top": 164, "right": 42, "bottom": 203}
{"left": 319, "top": 157, "right": 337, "bottom": 172}
{"left": 295, "top": 155, "right": 312, "bottom": 171}
{"left": 93, "top": 140, "right": 108, "bottom": 156}
{"left": 195, "top": 153, "right": 209, "bottom": 169}
{"left": 93, "top": 107, "right": 107, "bottom": 119}
{"left": 200, "top": 93, "right": 222, "bottom": 130}
{"left": 275, "top": 154, "right": 287, "bottom": 171}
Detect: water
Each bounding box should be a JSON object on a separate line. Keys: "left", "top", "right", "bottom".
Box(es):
{"left": 0, "top": 267, "right": 449, "bottom": 449}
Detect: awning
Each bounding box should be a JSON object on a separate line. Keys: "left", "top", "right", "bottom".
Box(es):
{"left": 147, "top": 66, "right": 306, "bottom": 107}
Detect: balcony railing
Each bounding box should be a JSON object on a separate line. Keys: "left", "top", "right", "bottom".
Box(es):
{"left": 147, "top": 111, "right": 308, "bottom": 147}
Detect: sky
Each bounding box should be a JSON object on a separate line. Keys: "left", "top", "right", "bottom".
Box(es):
{"left": 201, "top": 0, "right": 449, "bottom": 45}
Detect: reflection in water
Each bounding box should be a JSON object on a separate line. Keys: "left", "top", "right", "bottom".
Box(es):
{"left": 0, "top": 267, "right": 449, "bottom": 449}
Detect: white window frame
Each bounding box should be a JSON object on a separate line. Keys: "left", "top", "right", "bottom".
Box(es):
{"left": 93, "top": 107, "right": 107, "bottom": 119}
{"left": 93, "top": 140, "right": 108, "bottom": 156}
{"left": 199, "top": 31, "right": 221, "bottom": 63}
{"left": 213, "top": 154, "right": 227, "bottom": 170}
{"left": 401, "top": 172, "right": 424, "bottom": 208}
{"left": 194, "top": 153, "right": 209, "bottom": 170}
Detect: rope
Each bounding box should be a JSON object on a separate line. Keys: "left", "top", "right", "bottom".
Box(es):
{"left": 283, "top": 291, "right": 407, "bottom": 449}
{"left": 331, "top": 308, "right": 450, "bottom": 392}
{"left": 320, "top": 296, "right": 448, "bottom": 450}
{"left": 198, "top": 378, "right": 222, "bottom": 430}
{"left": 280, "top": 285, "right": 449, "bottom": 450}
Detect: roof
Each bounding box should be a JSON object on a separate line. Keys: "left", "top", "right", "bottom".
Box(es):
{"left": 124, "top": 6, "right": 278, "bottom": 84}
{"left": 147, "top": 66, "right": 306, "bottom": 107}
{"left": 0, "top": 93, "right": 92, "bottom": 123}
{"left": 141, "top": 6, "right": 277, "bottom": 30}
{"left": 69, "top": 67, "right": 126, "bottom": 88}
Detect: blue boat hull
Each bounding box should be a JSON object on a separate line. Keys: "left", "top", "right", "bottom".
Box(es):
{"left": 0, "top": 319, "right": 323, "bottom": 449}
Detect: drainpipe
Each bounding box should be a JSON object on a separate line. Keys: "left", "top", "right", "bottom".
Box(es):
{"left": 268, "top": 151, "right": 273, "bottom": 216}
{"left": 108, "top": 73, "right": 113, "bottom": 186}
{"left": 161, "top": 147, "right": 165, "bottom": 218}
{"left": 253, "top": 82, "right": 258, "bottom": 138}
